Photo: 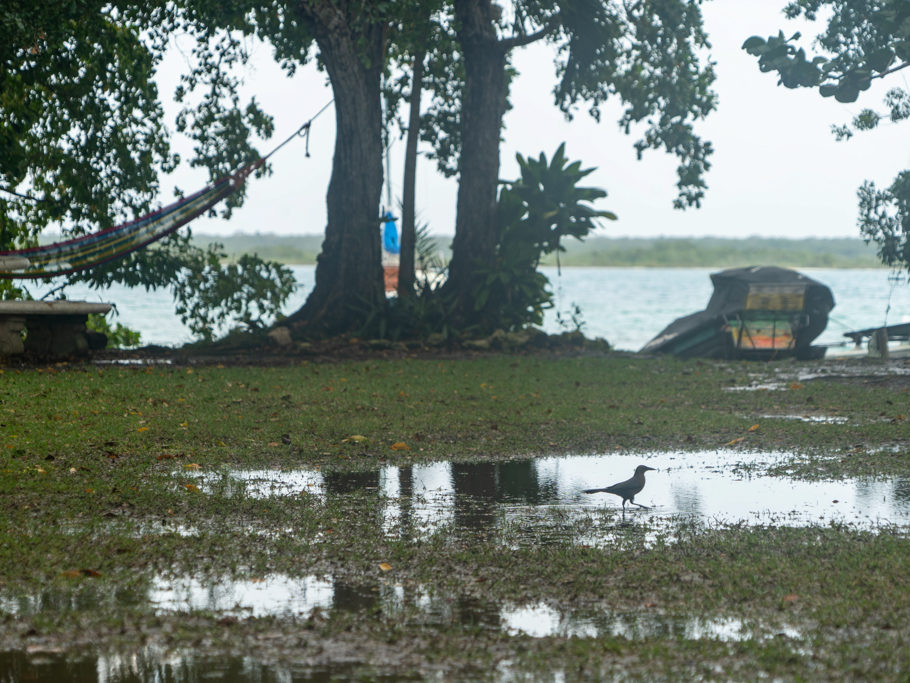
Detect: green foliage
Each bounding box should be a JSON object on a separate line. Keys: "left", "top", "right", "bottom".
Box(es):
{"left": 553, "top": 0, "right": 716, "bottom": 209}
{"left": 86, "top": 312, "right": 141, "bottom": 349}
{"left": 382, "top": 146, "right": 613, "bottom": 339}
{"left": 744, "top": 1, "right": 910, "bottom": 272}
{"left": 172, "top": 247, "right": 297, "bottom": 342}
{"left": 0, "top": 279, "right": 24, "bottom": 301}
{"left": 1, "top": 2, "right": 176, "bottom": 247}
{"left": 408, "top": 1, "right": 716, "bottom": 209}
{"left": 1, "top": 1, "right": 301, "bottom": 343}
{"left": 743, "top": 2, "right": 910, "bottom": 103}
{"left": 380, "top": 221, "right": 451, "bottom": 340}
{"left": 59, "top": 234, "right": 296, "bottom": 342}
{"left": 858, "top": 173, "right": 910, "bottom": 273}
{"left": 470, "top": 143, "right": 615, "bottom": 331}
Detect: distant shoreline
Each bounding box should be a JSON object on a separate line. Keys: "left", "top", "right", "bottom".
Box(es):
{"left": 191, "top": 233, "right": 885, "bottom": 269}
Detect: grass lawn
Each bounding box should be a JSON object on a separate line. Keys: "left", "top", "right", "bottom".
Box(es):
{"left": 1, "top": 353, "right": 908, "bottom": 679}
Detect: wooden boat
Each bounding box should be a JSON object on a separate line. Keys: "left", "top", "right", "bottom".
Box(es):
{"left": 640, "top": 266, "right": 834, "bottom": 360}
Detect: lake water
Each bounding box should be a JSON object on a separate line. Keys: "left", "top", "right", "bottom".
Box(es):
{"left": 26, "top": 266, "right": 910, "bottom": 352}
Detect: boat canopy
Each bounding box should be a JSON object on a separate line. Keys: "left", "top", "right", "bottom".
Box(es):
{"left": 641, "top": 266, "right": 835, "bottom": 360}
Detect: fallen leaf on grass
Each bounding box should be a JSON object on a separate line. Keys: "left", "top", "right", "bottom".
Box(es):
{"left": 183, "top": 484, "right": 200, "bottom": 493}
{"left": 183, "top": 463, "right": 201, "bottom": 470}
{"left": 61, "top": 569, "right": 102, "bottom": 578}
{"left": 390, "top": 442, "right": 410, "bottom": 451}
{"left": 747, "top": 424, "right": 760, "bottom": 432}
{"left": 724, "top": 437, "right": 745, "bottom": 446}
{"left": 378, "top": 562, "right": 393, "bottom": 572}
{"left": 342, "top": 435, "right": 369, "bottom": 444}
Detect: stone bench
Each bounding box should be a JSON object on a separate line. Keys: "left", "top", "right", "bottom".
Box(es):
{"left": 0, "top": 300, "right": 112, "bottom": 358}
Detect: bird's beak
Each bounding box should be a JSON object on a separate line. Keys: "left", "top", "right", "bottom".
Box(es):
{"left": 645, "top": 466, "right": 657, "bottom": 471}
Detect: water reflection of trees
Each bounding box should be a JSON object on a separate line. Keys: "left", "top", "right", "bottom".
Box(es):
{"left": 891, "top": 478, "right": 910, "bottom": 507}
{"left": 323, "top": 470, "right": 380, "bottom": 495}
{"left": 0, "top": 649, "right": 321, "bottom": 682}
{"left": 670, "top": 483, "right": 703, "bottom": 516}
{"left": 452, "top": 462, "right": 497, "bottom": 532}
{"left": 854, "top": 476, "right": 910, "bottom": 514}
{"left": 322, "top": 470, "right": 382, "bottom": 617}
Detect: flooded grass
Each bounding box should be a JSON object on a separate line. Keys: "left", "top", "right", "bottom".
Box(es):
{"left": 1, "top": 355, "right": 909, "bottom": 679}
{"left": 185, "top": 451, "right": 910, "bottom": 535}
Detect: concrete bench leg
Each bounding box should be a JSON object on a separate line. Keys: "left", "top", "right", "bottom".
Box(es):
{"left": 24, "top": 315, "right": 90, "bottom": 358}
{"left": 0, "top": 316, "right": 26, "bottom": 355}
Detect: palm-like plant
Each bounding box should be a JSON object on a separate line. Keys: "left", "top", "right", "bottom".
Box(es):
{"left": 470, "top": 143, "right": 616, "bottom": 331}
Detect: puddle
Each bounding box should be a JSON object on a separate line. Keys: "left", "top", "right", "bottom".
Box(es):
{"left": 0, "top": 647, "right": 394, "bottom": 683}
{"left": 501, "top": 603, "right": 801, "bottom": 641}
{"left": 93, "top": 358, "right": 174, "bottom": 366}
{"left": 149, "top": 574, "right": 337, "bottom": 617}
{"left": 757, "top": 414, "right": 849, "bottom": 424}
{"left": 4, "top": 564, "right": 802, "bottom": 647}
{"left": 151, "top": 574, "right": 800, "bottom": 642}
{"left": 10, "top": 570, "right": 799, "bottom": 644}
{"left": 185, "top": 452, "right": 910, "bottom": 534}
{"left": 726, "top": 361, "right": 910, "bottom": 391}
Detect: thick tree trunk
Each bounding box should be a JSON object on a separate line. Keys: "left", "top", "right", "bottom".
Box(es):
{"left": 397, "top": 48, "right": 425, "bottom": 299}
{"left": 286, "top": 5, "right": 385, "bottom": 337}
{"left": 445, "top": 0, "right": 508, "bottom": 328}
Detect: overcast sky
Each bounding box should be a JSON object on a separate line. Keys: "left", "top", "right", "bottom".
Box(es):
{"left": 159, "top": 1, "right": 909, "bottom": 240}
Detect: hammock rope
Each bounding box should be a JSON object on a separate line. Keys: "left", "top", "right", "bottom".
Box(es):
{"left": 0, "top": 101, "right": 333, "bottom": 279}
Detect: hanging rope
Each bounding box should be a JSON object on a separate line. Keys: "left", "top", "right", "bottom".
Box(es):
{"left": 882, "top": 269, "right": 904, "bottom": 328}
{"left": 0, "top": 100, "right": 334, "bottom": 279}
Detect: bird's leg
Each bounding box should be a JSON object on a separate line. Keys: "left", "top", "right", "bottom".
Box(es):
{"left": 629, "top": 500, "right": 650, "bottom": 509}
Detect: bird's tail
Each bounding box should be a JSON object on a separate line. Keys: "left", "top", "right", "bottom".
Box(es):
{"left": 583, "top": 488, "right": 608, "bottom": 494}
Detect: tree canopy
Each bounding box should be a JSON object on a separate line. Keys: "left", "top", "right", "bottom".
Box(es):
{"left": 393, "top": 0, "right": 716, "bottom": 330}
{"left": 0, "top": 2, "right": 293, "bottom": 339}
{"left": 1, "top": 2, "right": 173, "bottom": 243}
{"left": 3, "top": 0, "right": 718, "bottom": 343}
{"left": 743, "top": 1, "right": 910, "bottom": 272}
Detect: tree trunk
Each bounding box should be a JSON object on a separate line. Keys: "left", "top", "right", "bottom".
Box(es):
{"left": 397, "top": 48, "right": 425, "bottom": 299}
{"left": 286, "top": 5, "right": 385, "bottom": 337}
{"left": 445, "top": 0, "right": 508, "bottom": 328}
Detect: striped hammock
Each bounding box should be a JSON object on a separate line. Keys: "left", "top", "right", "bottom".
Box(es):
{"left": 0, "top": 162, "right": 258, "bottom": 279}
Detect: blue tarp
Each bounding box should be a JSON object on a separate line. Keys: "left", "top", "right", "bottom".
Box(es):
{"left": 382, "top": 212, "right": 400, "bottom": 255}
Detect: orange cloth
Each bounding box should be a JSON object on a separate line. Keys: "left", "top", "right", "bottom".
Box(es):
{"left": 383, "top": 265, "right": 399, "bottom": 292}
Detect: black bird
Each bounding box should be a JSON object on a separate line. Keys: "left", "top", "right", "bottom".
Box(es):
{"left": 584, "top": 465, "right": 656, "bottom": 509}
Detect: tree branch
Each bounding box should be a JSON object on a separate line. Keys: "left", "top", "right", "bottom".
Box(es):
{"left": 0, "top": 185, "right": 40, "bottom": 202}
{"left": 498, "top": 14, "right": 561, "bottom": 52}
{"left": 875, "top": 60, "right": 910, "bottom": 80}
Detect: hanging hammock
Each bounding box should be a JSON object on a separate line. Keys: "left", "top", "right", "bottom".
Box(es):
{"left": 0, "top": 100, "right": 333, "bottom": 280}
{"left": 0, "top": 164, "right": 257, "bottom": 279}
